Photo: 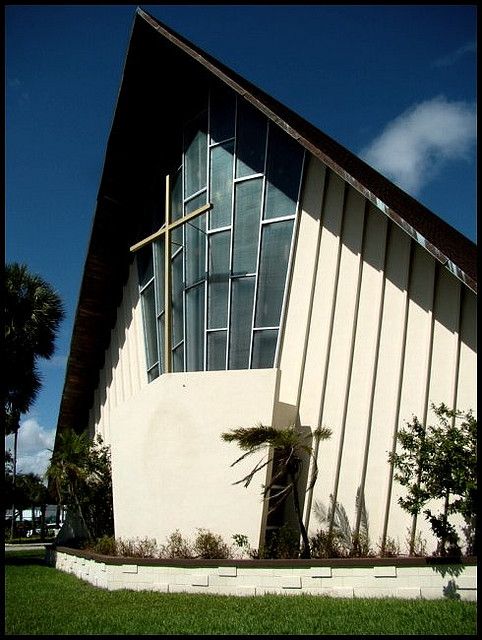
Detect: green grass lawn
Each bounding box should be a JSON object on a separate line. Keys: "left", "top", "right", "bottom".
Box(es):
{"left": 5, "top": 548, "right": 477, "bottom": 635}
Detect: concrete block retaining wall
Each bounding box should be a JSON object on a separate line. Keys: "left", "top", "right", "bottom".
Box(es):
{"left": 47, "top": 547, "right": 477, "bottom": 601}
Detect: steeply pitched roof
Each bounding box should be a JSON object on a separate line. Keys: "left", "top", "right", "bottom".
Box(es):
{"left": 55, "top": 7, "right": 477, "bottom": 440}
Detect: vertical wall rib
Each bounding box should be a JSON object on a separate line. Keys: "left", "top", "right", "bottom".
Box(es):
{"left": 381, "top": 237, "right": 414, "bottom": 548}
{"left": 280, "top": 153, "right": 476, "bottom": 553}
{"left": 353, "top": 212, "right": 389, "bottom": 539}
{"left": 88, "top": 262, "right": 146, "bottom": 441}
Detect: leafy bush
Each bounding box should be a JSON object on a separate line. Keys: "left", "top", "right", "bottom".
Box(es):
{"left": 159, "top": 530, "right": 193, "bottom": 559}
{"left": 257, "top": 525, "right": 301, "bottom": 559}
{"left": 91, "top": 535, "right": 117, "bottom": 555}
{"left": 310, "top": 530, "right": 347, "bottom": 558}
{"left": 376, "top": 535, "right": 401, "bottom": 558}
{"left": 389, "top": 404, "right": 477, "bottom": 556}
{"left": 47, "top": 430, "right": 114, "bottom": 542}
{"left": 116, "top": 537, "right": 159, "bottom": 558}
{"left": 231, "top": 533, "right": 252, "bottom": 558}
{"left": 193, "top": 529, "right": 232, "bottom": 559}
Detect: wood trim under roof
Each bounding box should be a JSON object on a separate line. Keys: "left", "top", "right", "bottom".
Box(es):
{"left": 55, "top": 7, "right": 477, "bottom": 442}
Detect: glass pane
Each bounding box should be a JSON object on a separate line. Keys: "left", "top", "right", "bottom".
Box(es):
{"left": 209, "top": 141, "right": 234, "bottom": 229}
{"left": 171, "top": 168, "right": 183, "bottom": 249}
{"left": 171, "top": 167, "right": 183, "bottom": 222}
{"left": 137, "top": 245, "right": 153, "bottom": 288}
{"left": 208, "top": 230, "right": 230, "bottom": 329}
{"left": 172, "top": 342, "right": 184, "bottom": 373}
{"left": 210, "top": 84, "right": 235, "bottom": 143}
{"left": 185, "top": 211, "right": 206, "bottom": 287}
{"left": 236, "top": 100, "right": 267, "bottom": 177}
{"left": 186, "top": 283, "right": 205, "bottom": 372}
{"left": 147, "top": 365, "right": 159, "bottom": 382}
{"left": 184, "top": 111, "right": 208, "bottom": 198}
{"left": 252, "top": 329, "right": 278, "bottom": 368}
{"left": 232, "top": 178, "right": 262, "bottom": 275}
{"left": 255, "top": 220, "right": 294, "bottom": 327}
{"left": 185, "top": 191, "right": 207, "bottom": 215}
{"left": 154, "top": 239, "right": 165, "bottom": 314}
{"left": 264, "top": 126, "right": 304, "bottom": 219}
{"left": 157, "top": 312, "right": 165, "bottom": 374}
{"left": 171, "top": 250, "right": 184, "bottom": 347}
{"left": 229, "top": 276, "right": 255, "bottom": 369}
{"left": 141, "top": 282, "right": 158, "bottom": 370}
{"left": 207, "top": 330, "right": 227, "bottom": 371}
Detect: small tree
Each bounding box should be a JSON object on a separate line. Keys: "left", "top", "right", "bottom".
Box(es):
{"left": 221, "top": 423, "right": 331, "bottom": 559}
{"left": 47, "top": 429, "right": 114, "bottom": 543}
{"left": 4, "top": 262, "right": 64, "bottom": 538}
{"left": 15, "top": 473, "right": 49, "bottom": 538}
{"left": 389, "top": 403, "right": 477, "bottom": 556}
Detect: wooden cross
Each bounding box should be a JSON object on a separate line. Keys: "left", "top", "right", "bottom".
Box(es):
{"left": 130, "top": 175, "right": 212, "bottom": 373}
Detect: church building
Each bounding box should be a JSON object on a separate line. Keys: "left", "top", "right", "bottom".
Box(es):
{"left": 55, "top": 8, "right": 477, "bottom": 554}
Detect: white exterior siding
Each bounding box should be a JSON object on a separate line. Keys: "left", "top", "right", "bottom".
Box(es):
{"left": 279, "top": 155, "right": 477, "bottom": 553}
{"left": 86, "top": 153, "right": 476, "bottom": 554}
{"left": 88, "top": 261, "right": 147, "bottom": 440}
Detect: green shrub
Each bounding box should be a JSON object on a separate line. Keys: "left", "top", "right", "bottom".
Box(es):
{"left": 309, "top": 530, "right": 347, "bottom": 558}
{"left": 231, "top": 533, "right": 252, "bottom": 558}
{"left": 193, "top": 529, "right": 231, "bottom": 559}
{"left": 257, "top": 525, "right": 300, "bottom": 559}
{"left": 116, "top": 537, "right": 159, "bottom": 558}
{"left": 91, "top": 535, "right": 117, "bottom": 555}
{"left": 376, "top": 535, "right": 401, "bottom": 558}
{"left": 159, "top": 530, "right": 193, "bottom": 559}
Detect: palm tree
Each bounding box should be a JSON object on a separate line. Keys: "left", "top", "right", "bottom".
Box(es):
{"left": 4, "top": 262, "right": 65, "bottom": 434}
{"left": 313, "top": 487, "right": 370, "bottom": 556}
{"left": 15, "top": 473, "right": 49, "bottom": 538}
{"left": 47, "top": 429, "right": 93, "bottom": 542}
{"left": 4, "top": 262, "right": 64, "bottom": 537}
{"left": 221, "top": 423, "right": 331, "bottom": 559}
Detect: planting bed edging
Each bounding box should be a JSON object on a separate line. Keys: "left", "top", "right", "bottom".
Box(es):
{"left": 46, "top": 547, "right": 477, "bottom": 601}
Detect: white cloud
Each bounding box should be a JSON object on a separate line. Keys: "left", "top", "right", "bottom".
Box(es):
{"left": 5, "top": 418, "right": 56, "bottom": 479}
{"left": 432, "top": 41, "right": 476, "bottom": 68}
{"left": 360, "top": 96, "right": 476, "bottom": 195}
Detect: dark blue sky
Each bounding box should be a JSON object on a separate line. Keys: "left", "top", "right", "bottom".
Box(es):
{"left": 5, "top": 5, "right": 477, "bottom": 475}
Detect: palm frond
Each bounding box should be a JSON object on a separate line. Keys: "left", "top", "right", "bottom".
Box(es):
{"left": 232, "top": 456, "right": 273, "bottom": 489}
{"left": 313, "top": 499, "right": 329, "bottom": 526}
{"left": 333, "top": 500, "right": 352, "bottom": 548}
{"left": 221, "top": 425, "right": 280, "bottom": 450}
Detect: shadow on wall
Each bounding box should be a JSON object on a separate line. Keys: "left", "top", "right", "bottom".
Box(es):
{"left": 429, "top": 559, "right": 465, "bottom": 600}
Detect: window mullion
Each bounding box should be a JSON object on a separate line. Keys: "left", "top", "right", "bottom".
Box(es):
{"left": 225, "top": 96, "right": 238, "bottom": 371}
{"left": 248, "top": 119, "right": 270, "bottom": 369}
{"left": 273, "top": 149, "right": 307, "bottom": 368}
{"left": 204, "top": 91, "right": 212, "bottom": 372}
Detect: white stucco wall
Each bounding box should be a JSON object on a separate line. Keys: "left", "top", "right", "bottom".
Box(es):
{"left": 279, "top": 155, "right": 477, "bottom": 554}
{"left": 89, "top": 153, "right": 476, "bottom": 556}
{"left": 107, "top": 368, "right": 280, "bottom": 550}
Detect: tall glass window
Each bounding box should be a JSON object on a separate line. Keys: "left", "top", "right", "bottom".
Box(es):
{"left": 232, "top": 178, "right": 263, "bottom": 275}
{"left": 184, "top": 112, "right": 207, "bottom": 198}
{"left": 138, "top": 84, "right": 304, "bottom": 380}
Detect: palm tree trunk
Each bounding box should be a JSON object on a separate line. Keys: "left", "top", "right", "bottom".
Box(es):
{"left": 70, "top": 486, "right": 93, "bottom": 542}
{"left": 10, "top": 426, "right": 18, "bottom": 539}
{"left": 40, "top": 504, "right": 46, "bottom": 541}
{"left": 290, "top": 471, "right": 311, "bottom": 559}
